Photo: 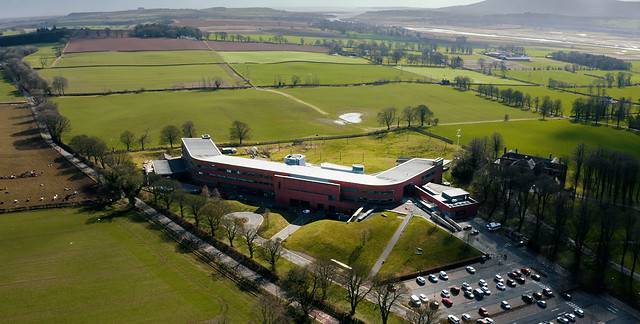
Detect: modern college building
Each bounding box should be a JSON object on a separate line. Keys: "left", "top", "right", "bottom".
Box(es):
{"left": 178, "top": 137, "right": 447, "bottom": 214}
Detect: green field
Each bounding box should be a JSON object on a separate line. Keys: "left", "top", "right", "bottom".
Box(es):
{"left": 488, "top": 86, "right": 587, "bottom": 107}
{"left": 23, "top": 43, "right": 60, "bottom": 68}
{"left": 40, "top": 64, "right": 242, "bottom": 93}
{"left": 260, "top": 130, "right": 457, "bottom": 173}
{"left": 632, "top": 61, "right": 640, "bottom": 73}
{"left": 0, "top": 208, "right": 256, "bottom": 323}
{"left": 57, "top": 50, "right": 224, "bottom": 67}
{"left": 379, "top": 217, "right": 481, "bottom": 276}
{"left": 233, "top": 62, "right": 419, "bottom": 86}
{"left": 220, "top": 51, "right": 369, "bottom": 64}
{"left": 0, "top": 75, "right": 21, "bottom": 102}
{"left": 432, "top": 119, "right": 640, "bottom": 159}
{"left": 282, "top": 83, "right": 536, "bottom": 128}
{"left": 397, "top": 66, "right": 523, "bottom": 85}
{"left": 517, "top": 57, "right": 573, "bottom": 69}
{"left": 285, "top": 213, "right": 403, "bottom": 270}
{"left": 576, "top": 69, "right": 640, "bottom": 84}
{"left": 504, "top": 69, "right": 600, "bottom": 86}
{"left": 56, "top": 89, "right": 360, "bottom": 148}
{"left": 576, "top": 86, "right": 640, "bottom": 101}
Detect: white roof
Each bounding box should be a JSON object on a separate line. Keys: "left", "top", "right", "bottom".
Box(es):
{"left": 183, "top": 138, "right": 440, "bottom": 186}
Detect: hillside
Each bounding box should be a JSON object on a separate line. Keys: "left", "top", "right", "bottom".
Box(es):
{"left": 436, "top": 0, "right": 640, "bottom": 18}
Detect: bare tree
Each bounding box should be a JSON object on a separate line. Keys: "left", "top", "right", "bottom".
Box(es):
{"left": 51, "top": 76, "right": 68, "bottom": 96}
{"left": 408, "top": 306, "right": 441, "bottom": 324}
{"left": 160, "top": 125, "right": 181, "bottom": 148}
{"left": 138, "top": 129, "right": 150, "bottom": 151}
{"left": 243, "top": 227, "right": 260, "bottom": 259}
{"left": 43, "top": 113, "right": 71, "bottom": 143}
{"left": 39, "top": 56, "right": 49, "bottom": 69}
{"left": 402, "top": 106, "right": 417, "bottom": 127}
{"left": 253, "top": 294, "right": 289, "bottom": 324}
{"left": 187, "top": 194, "right": 207, "bottom": 229}
{"left": 229, "top": 121, "right": 251, "bottom": 145}
{"left": 311, "top": 258, "right": 336, "bottom": 304}
{"left": 414, "top": 104, "right": 433, "bottom": 127}
{"left": 119, "top": 130, "right": 135, "bottom": 151}
{"left": 213, "top": 78, "right": 224, "bottom": 89}
{"left": 372, "top": 275, "right": 407, "bottom": 324}
{"left": 340, "top": 262, "right": 373, "bottom": 316}
{"left": 281, "top": 266, "right": 321, "bottom": 318}
{"left": 489, "top": 132, "right": 504, "bottom": 160}
{"left": 222, "top": 216, "right": 242, "bottom": 247}
{"left": 377, "top": 107, "right": 397, "bottom": 130}
{"left": 182, "top": 121, "right": 196, "bottom": 138}
{"left": 261, "top": 238, "right": 283, "bottom": 272}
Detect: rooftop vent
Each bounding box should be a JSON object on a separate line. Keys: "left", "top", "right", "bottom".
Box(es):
{"left": 284, "top": 154, "right": 306, "bottom": 166}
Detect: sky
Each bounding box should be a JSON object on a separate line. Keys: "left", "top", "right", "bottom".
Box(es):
{"left": 0, "top": 0, "right": 483, "bottom": 19}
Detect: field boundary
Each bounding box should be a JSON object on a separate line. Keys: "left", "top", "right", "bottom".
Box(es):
{"left": 0, "top": 200, "right": 95, "bottom": 214}
{"left": 40, "top": 62, "right": 229, "bottom": 69}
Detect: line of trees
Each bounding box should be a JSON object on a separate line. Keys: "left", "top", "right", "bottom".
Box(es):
{"left": 1, "top": 46, "right": 50, "bottom": 102}
{"left": 376, "top": 105, "right": 437, "bottom": 130}
{"left": 549, "top": 51, "right": 631, "bottom": 71}
{"left": 0, "top": 27, "right": 70, "bottom": 47}
{"left": 571, "top": 96, "right": 638, "bottom": 128}
{"left": 130, "top": 23, "right": 205, "bottom": 40}
{"left": 477, "top": 85, "right": 562, "bottom": 119}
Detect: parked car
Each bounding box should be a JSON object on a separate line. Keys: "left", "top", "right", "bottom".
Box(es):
{"left": 481, "top": 286, "right": 491, "bottom": 295}
{"left": 428, "top": 274, "right": 438, "bottom": 283}
{"left": 466, "top": 266, "right": 476, "bottom": 274}
{"left": 496, "top": 282, "right": 506, "bottom": 290}
{"left": 441, "top": 289, "right": 451, "bottom": 298}
{"left": 462, "top": 282, "right": 471, "bottom": 290}
{"left": 522, "top": 294, "right": 534, "bottom": 304}
{"left": 431, "top": 301, "right": 440, "bottom": 309}
{"left": 463, "top": 225, "right": 473, "bottom": 231}
{"left": 537, "top": 300, "right": 547, "bottom": 308}
{"left": 521, "top": 268, "right": 531, "bottom": 276}
{"left": 556, "top": 316, "right": 569, "bottom": 324}
{"left": 561, "top": 292, "right": 572, "bottom": 301}
{"left": 506, "top": 279, "right": 517, "bottom": 287}
{"left": 478, "top": 307, "right": 489, "bottom": 317}
{"left": 464, "top": 290, "right": 475, "bottom": 299}
{"left": 565, "top": 313, "right": 577, "bottom": 322}
{"left": 479, "top": 279, "right": 487, "bottom": 286}
{"left": 474, "top": 288, "right": 485, "bottom": 299}
{"left": 574, "top": 308, "right": 584, "bottom": 317}
{"left": 486, "top": 222, "right": 502, "bottom": 231}
{"left": 531, "top": 273, "right": 541, "bottom": 281}
{"left": 448, "top": 315, "right": 461, "bottom": 324}
{"left": 516, "top": 276, "right": 526, "bottom": 285}
{"left": 416, "top": 276, "right": 426, "bottom": 285}
{"left": 533, "top": 292, "right": 543, "bottom": 300}
{"left": 462, "top": 313, "right": 471, "bottom": 322}
{"left": 450, "top": 286, "right": 461, "bottom": 295}
{"left": 471, "top": 229, "right": 480, "bottom": 235}
{"left": 442, "top": 298, "right": 453, "bottom": 307}
{"left": 494, "top": 274, "right": 503, "bottom": 282}
{"left": 410, "top": 295, "right": 422, "bottom": 307}
{"left": 440, "top": 271, "right": 449, "bottom": 280}
{"left": 419, "top": 294, "right": 429, "bottom": 303}
{"left": 501, "top": 301, "right": 512, "bottom": 310}
{"left": 543, "top": 288, "right": 554, "bottom": 297}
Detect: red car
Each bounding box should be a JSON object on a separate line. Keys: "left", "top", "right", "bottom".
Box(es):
{"left": 521, "top": 268, "right": 532, "bottom": 276}
{"left": 478, "top": 307, "right": 490, "bottom": 317}
{"left": 442, "top": 298, "right": 453, "bottom": 307}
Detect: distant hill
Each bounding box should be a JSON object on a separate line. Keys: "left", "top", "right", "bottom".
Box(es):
{"left": 436, "top": 0, "right": 640, "bottom": 18}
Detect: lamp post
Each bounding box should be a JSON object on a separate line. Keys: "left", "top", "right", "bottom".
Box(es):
{"left": 456, "top": 129, "right": 462, "bottom": 148}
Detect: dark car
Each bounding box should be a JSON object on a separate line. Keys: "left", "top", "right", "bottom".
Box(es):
{"left": 521, "top": 268, "right": 531, "bottom": 276}
{"left": 561, "top": 292, "right": 572, "bottom": 301}
{"left": 522, "top": 294, "right": 534, "bottom": 304}
{"left": 507, "top": 279, "right": 517, "bottom": 287}
{"left": 508, "top": 272, "right": 517, "bottom": 279}
{"left": 450, "top": 286, "right": 461, "bottom": 295}
{"left": 543, "top": 288, "right": 554, "bottom": 297}
{"left": 442, "top": 298, "right": 453, "bottom": 307}
{"left": 531, "top": 274, "right": 541, "bottom": 281}
{"left": 516, "top": 276, "right": 526, "bottom": 285}
{"left": 533, "top": 292, "right": 543, "bottom": 300}
{"left": 478, "top": 307, "right": 489, "bottom": 317}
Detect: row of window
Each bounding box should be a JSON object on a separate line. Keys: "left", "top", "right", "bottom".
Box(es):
{"left": 341, "top": 187, "right": 395, "bottom": 196}
{"left": 198, "top": 171, "right": 271, "bottom": 187}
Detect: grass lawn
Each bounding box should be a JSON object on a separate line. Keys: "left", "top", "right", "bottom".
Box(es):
{"left": 397, "top": 66, "right": 523, "bottom": 85}
{"left": 256, "top": 130, "right": 457, "bottom": 174}
{"left": 632, "top": 61, "right": 640, "bottom": 73}
{"left": 432, "top": 119, "right": 640, "bottom": 159}
{"left": 0, "top": 207, "right": 256, "bottom": 323}
{"left": 259, "top": 212, "right": 291, "bottom": 239}
{"left": 516, "top": 57, "right": 572, "bottom": 69}
{"left": 233, "top": 62, "right": 420, "bottom": 86}
{"left": 23, "top": 43, "right": 60, "bottom": 68}
{"left": 570, "top": 86, "right": 640, "bottom": 103}
{"left": 285, "top": 213, "right": 404, "bottom": 270}
{"left": 379, "top": 217, "right": 481, "bottom": 276}
{"left": 0, "top": 75, "right": 22, "bottom": 102}
{"left": 40, "top": 64, "right": 242, "bottom": 93}
{"left": 504, "top": 69, "right": 600, "bottom": 86}
{"left": 220, "top": 51, "right": 369, "bottom": 64}
{"left": 56, "top": 89, "right": 359, "bottom": 148}
{"left": 56, "top": 50, "right": 224, "bottom": 66}
{"left": 576, "top": 69, "right": 640, "bottom": 83}
{"left": 282, "top": 83, "right": 536, "bottom": 129}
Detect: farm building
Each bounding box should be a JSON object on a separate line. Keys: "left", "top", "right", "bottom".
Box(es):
{"left": 165, "top": 136, "right": 446, "bottom": 213}
{"left": 415, "top": 183, "right": 479, "bottom": 218}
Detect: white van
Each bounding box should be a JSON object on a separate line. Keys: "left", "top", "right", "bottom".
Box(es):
{"left": 486, "top": 222, "right": 502, "bottom": 231}
{"left": 410, "top": 295, "right": 422, "bottom": 307}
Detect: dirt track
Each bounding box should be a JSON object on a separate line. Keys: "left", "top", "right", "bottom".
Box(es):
{"left": 0, "top": 104, "right": 95, "bottom": 209}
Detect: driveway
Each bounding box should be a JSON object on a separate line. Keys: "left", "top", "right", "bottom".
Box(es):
{"left": 228, "top": 211, "right": 263, "bottom": 231}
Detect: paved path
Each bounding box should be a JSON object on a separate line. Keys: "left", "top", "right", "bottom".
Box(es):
{"left": 228, "top": 211, "right": 263, "bottom": 230}
{"left": 369, "top": 210, "right": 415, "bottom": 277}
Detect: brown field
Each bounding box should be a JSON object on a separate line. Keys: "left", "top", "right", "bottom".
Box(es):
{"left": 0, "top": 104, "right": 95, "bottom": 210}
{"left": 206, "top": 41, "right": 328, "bottom": 52}
{"left": 65, "top": 38, "right": 209, "bottom": 53}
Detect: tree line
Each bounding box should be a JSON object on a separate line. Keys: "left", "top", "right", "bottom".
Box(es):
{"left": 549, "top": 51, "right": 631, "bottom": 71}
{"left": 0, "top": 27, "right": 71, "bottom": 47}
{"left": 571, "top": 96, "right": 638, "bottom": 128}
{"left": 452, "top": 133, "right": 640, "bottom": 295}
{"left": 130, "top": 23, "right": 205, "bottom": 40}
{"left": 476, "top": 85, "right": 563, "bottom": 119}
{"left": 376, "top": 105, "right": 438, "bottom": 130}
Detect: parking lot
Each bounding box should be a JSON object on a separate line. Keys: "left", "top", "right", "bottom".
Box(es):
{"left": 398, "top": 204, "right": 640, "bottom": 323}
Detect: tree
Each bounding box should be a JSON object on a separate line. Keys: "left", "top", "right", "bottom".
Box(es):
{"left": 253, "top": 294, "right": 289, "bottom": 324}
{"left": 229, "top": 120, "right": 251, "bottom": 145}
{"left": 377, "top": 107, "right": 397, "bottom": 130}
{"left": 138, "top": 129, "right": 150, "bottom": 151}
{"left": 51, "top": 76, "right": 68, "bottom": 95}
{"left": 340, "top": 262, "right": 373, "bottom": 316}
{"left": 311, "top": 258, "right": 335, "bottom": 304}
{"left": 372, "top": 275, "right": 407, "bottom": 324}
{"left": 540, "top": 96, "right": 553, "bottom": 120}
{"left": 261, "top": 238, "right": 283, "bottom": 272}
{"left": 181, "top": 121, "right": 196, "bottom": 138}
{"left": 101, "top": 155, "right": 143, "bottom": 207}
{"left": 172, "top": 187, "right": 187, "bottom": 219}
{"left": 155, "top": 179, "right": 179, "bottom": 210}
{"left": 414, "top": 104, "right": 433, "bottom": 127}
{"left": 43, "top": 113, "right": 70, "bottom": 143}
{"left": 489, "top": 132, "right": 504, "bottom": 160}
{"left": 291, "top": 75, "right": 301, "bottom": 86}
{"left": 160, "top": 125, "right": 180, "bottom": 148}
{"left": 222, "top": 215, "right": 242, "bottom": 247}
{"left": 243, "top": 227, "right": 260, "bottom": 259}
{"left": 39, "top": 55, "right": 49, "bottom": 69}
{"left": 200, "top": 199, "right": 231, "bottom": 238}
{"left": 402, "top": 106, "right": 417, "bottom": 127}
{"left": 119, "top": 130, "right": 135, "bottom": 151}
{"left": 281, "top": 267, "right": 321, "bottom": 318}
{"left": 408, "top": 306, "right": 441, "bottom": 324}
